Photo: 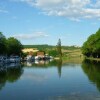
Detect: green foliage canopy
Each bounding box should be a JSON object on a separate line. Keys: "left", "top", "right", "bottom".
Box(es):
{"left": 82, "top": 29, "right": 100, "bottom": 58}
{"left": 0, "top": 32, "right": 7, "bottom": 54}
{"left": 57, "top": 39, "right": 62, "bottom": 57}
{"left": 48, "top": 49, "right": 59, "bottom": 57}
{"left": 7, "top": 37, "right": 23, "bottom": 56}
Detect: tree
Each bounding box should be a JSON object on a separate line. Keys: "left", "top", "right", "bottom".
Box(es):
{"left": 48, "top": 49, "right": 59, "bottom": 57}
{"left": 0, "top": 32, "right": 7, "bottom": 55}
{"left": 82, "top": 28, "right": 100, "bottom": 58}
{"left": 7, "top": 37, "right": 23, "bottom": 56}
{"left": 57, "top": 39, "right": 62, "bottom": 57}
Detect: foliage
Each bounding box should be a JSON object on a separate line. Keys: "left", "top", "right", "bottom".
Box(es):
{"left": 7, "top": 37, "right": 23, "bottom": 56}
{"left": 23, "top": 45, "right": 80, "bottom": 50}
{"left": 62, "top": 45, "right": 81, "bottom": 50}
{"left": 82, "top": 29, "right": 100, "bottom": 58}
{"left": 24, "top": 44, "right": 54, "bottom": 50}
{"left": 48, "top": 49, "right": 59, "bottom": 57}
{"left": 0, "top": 32, "right": 23, "bottom": 56}
{"left": 0, "top": 32, "right": 7, "bottom": 54}
{"left": 56, "top": 39, "right": 62, "bottom": 57}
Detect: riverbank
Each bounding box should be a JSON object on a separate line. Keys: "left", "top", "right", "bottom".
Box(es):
{"left": 62, "top": 48, "right": 83, "bottom": 61}
{"left": 85, "top": 57, "right": 100, "bottom": 61}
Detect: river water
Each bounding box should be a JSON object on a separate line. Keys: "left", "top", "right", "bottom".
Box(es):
{"left": 0, "top": 59, "right": 100, "bottom": 100}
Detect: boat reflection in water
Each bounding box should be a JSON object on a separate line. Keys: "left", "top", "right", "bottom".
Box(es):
{"left": 24, "top": 59, "right": 62, "bottom": 78}
{"left": 1, "top": 58, "right": 100, "bottom": 100}
{"left": 25, "top": 59, "right": 54, "bottom": 67}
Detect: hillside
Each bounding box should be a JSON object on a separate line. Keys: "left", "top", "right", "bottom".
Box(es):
{"left": 23, "top": 44, "right": 81, "bottom": 50}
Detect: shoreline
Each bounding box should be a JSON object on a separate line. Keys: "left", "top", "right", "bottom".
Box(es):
{"left": 85, "top": 57, "right": 100, "bottom": 61}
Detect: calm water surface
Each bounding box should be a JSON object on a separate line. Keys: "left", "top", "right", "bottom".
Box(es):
{"left": 0, "top": 59, "right": 100, "bottom": 100}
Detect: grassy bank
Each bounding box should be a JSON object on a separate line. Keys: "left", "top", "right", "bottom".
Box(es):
{"left": 85, "top": 57, "right": 100, "bottom": 61}
{"left": 54, "top": 48, "right": 83, "bottom": 64}
{"left": 62, "top": 48, "right": 83, "bottom": 59}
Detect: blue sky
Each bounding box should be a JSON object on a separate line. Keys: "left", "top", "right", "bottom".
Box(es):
{"left": 0, "top": 0, "right": 100, "bottom": 46}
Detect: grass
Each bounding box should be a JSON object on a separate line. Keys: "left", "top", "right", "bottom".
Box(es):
{"left": 53, "top": 48, "right": 83, "bottom": 61}
{"left": 62, "top": 48, "right": 83, "bottom": 58}
{"left": 62, "top": 48, "right": 100, "bottom": 62}
{"left": 60, "top": 48, "right": 83, "bottom": 64}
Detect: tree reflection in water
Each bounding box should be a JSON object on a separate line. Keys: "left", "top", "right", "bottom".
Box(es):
{"left": 23, "top": 59, "right": 63, "bottom": 78}
{"left": 56, "top": 59, "right": 62, "bottom": 78}
{"left": 0, "top": 59, "right": 63, "bottom": 90}
{"left": 82, "top": 59, "right": 100, "bottom": 91}
{"left": 0, "top": 63, "right": 23, "bottom": 90}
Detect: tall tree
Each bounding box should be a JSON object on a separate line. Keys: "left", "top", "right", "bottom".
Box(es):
{"left": 7, "top": 37, "right": 23, "bottom": 56}
{"left": 57, "top": 39, "right": 62, "bottom": 57}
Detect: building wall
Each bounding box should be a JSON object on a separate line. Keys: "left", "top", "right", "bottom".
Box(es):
{"left": 37, "top": 52, "right": 45, "bottom": 57}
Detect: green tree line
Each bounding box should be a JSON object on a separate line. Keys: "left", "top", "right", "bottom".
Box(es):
{"left": 82, "top": 29, "right": 100, "bottom": 58}
{"left": 24, "top": 44, "right": 79, "bottom": 50}
{"left": 0, "top": 32, "right": 23, "bottom": 56}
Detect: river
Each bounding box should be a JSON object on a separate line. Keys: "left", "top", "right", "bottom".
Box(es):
{"left": 0, "top": 59, "right": 100, "bottom": 100}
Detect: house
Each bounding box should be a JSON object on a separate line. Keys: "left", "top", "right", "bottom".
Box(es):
{"left": 37, "top": 51, "right": 45, "bottom": 57}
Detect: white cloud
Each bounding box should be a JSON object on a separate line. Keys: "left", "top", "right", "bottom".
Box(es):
{"left": 13, "top": 32, "right": 49, "bottom": 40}
{"left": 11, "top": 0, "right": 100, "bottom": 20}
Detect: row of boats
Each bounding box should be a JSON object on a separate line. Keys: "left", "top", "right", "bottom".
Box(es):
{"left": 25, "top": 55, "right": 53, "bottom": 62}
{"left": 0, "top": 56, "right": 21, "bottom": 64}
{"left": 0, "top": 55, "right": 54, "bottom": 64}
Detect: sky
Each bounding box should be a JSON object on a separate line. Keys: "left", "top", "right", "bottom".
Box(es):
{"left": 0, "top": 0, "right": 100, "bottom": 46}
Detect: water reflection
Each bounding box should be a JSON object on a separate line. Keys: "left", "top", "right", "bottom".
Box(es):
{"left": 57, "top": 59, "right": 62, "bottom": 78}
{"left": 0, "top": 63, "right": 23, "bottom": 90}
{"left": 1, "top": 59, "right": 100, "bottom": 100}
{"left": 0, "top": 60, "right": 62, "bottom": 91}
{"left": 24, "top": 59, "right": 62, "bottom": 77}
{"left": 82, "top": 59, "right": 100, "bottom": 91}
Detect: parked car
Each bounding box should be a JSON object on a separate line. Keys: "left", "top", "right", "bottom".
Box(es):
{"left": 9, "top": 56, "right": 21, "bottom": 63}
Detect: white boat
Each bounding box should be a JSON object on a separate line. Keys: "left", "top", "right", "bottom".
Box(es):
{"left": 26, "top": 55, "right": 32, "bottom": 61}
{"left": 35, "top": 56, "right": 40, "bottom": 60}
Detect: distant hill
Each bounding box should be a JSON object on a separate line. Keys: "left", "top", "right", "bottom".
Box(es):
{"left": 23, "top": 44, "right": 81, "bottom": 50}
{"left": 23, "top": 44, "right": 54, "bottom": 50}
